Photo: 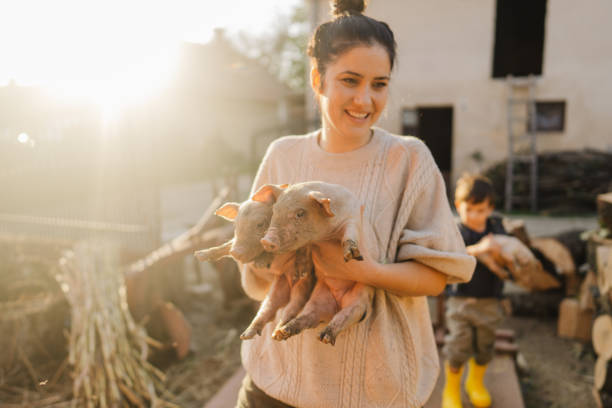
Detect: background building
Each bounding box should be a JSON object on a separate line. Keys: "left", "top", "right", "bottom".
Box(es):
{"left": 307, "top": 0, "right": 612, "bottom": 189}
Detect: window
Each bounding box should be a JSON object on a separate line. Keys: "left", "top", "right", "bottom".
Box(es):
{"left": 534, "top": 101, "right": 565, "bottom": 132}
{"left": 492, "top": 0, "right": 547, "bottom": 78}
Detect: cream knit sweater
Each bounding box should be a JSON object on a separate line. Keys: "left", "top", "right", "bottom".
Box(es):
{"left": 240, "top": 128, "right": 475, "bottom": 408}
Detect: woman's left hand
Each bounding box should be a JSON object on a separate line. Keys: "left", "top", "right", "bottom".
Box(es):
{"left": 311, "top": 239, "right": 378, "bottom": 283}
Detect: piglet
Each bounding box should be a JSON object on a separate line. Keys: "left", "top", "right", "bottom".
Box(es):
{"left": 194, "top": 193, "right": 315, "bottom": 340}
{"left": 477, "top": 234, "right": 561, "bottom": 291}
{"left": 252, "top": 181, "right": 373, "bottom": 345}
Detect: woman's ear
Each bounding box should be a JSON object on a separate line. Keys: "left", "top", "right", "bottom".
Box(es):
{"left": 310, "top": 66, "right": 322, "bottom": 95}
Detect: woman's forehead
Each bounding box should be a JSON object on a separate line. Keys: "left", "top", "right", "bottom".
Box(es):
{"left": 328, "top": 44, "right": 391, "bottom": 76}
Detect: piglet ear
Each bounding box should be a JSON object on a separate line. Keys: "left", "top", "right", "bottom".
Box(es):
{"left": 215, "top": 202, "right": 240, "bottom": 221}
{"left": 308, "top": 191, "right": 334, "bottom": 217}
{"left": 251, "top": 184, "right": 287, "bottom": 204}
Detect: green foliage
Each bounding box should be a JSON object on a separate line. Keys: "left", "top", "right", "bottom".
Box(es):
{"left": 231, "top": 2, "right": 309, "bottom": 92}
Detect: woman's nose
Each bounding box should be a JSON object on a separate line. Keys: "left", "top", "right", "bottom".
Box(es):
{"left": 353, "top": 86, "right": 370, "bottom": 105}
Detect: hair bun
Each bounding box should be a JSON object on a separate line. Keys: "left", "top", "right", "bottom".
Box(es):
{"left": 330, "top": 0, "right": 366, "bottom": 17}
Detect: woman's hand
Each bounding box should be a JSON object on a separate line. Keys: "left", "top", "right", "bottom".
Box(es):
{"left": 311, "top": 239, "right": 375, "bottom": 282}
{"left": 313, "top": 239, "right": 446, "bottom": 297}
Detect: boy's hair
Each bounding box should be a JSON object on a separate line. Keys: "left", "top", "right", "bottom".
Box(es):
{"left": 455, "top": 173, "right": 495, "bottom": 205}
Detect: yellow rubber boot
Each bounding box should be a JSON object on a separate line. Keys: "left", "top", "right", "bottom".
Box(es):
{"left": 442, "top": 361, "right": 463, "bottom": 408}
{"left": 465, "top": 358, "right": 491, "bottom": 407}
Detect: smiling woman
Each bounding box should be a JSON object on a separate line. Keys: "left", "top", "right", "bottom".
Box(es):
{"left": 236, "top": 1, "right": 475, "bottom": 407}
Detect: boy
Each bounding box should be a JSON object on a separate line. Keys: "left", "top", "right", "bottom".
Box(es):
{"left": 442, "top": 174, "right": 507, "bottom": 408}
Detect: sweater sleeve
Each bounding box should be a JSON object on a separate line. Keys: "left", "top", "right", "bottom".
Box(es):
{"left": 394, "top": 144, "right": 476, "bottom": 284}
{"left": 238, "top": 141, "right": 279, "bottom": 301}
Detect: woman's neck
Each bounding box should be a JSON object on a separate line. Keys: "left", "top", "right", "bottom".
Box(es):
{"left": 319, "top": 126, "right": 373, "bottom": 153}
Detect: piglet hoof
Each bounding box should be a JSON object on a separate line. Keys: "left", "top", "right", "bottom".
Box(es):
{"left": 342, "top": 240, "right": 364, "bottom": 262}
{"left": 240, "top": 326, "right": 262, "bottom": 340}
{"left": 272, "top": 327, "right": 291, "bottom": 341}
{"left": 319, "top": 328, "right": 337, "bottom": 346}
{"left": 273, "top": 322, "right": 302, "bottom": 341}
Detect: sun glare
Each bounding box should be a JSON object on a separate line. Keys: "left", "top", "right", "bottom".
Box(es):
{"left": 1, "top": 0, "right": 301, "bottom": 121}
{"left": 44, "top": 46, "right": 181, "bottom": 122}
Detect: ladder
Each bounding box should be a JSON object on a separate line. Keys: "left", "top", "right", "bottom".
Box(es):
{"left": 505, "top": 75, "right": 538, "bottom": 212}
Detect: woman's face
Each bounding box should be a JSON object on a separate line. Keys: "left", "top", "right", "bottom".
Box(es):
{"left": 313, "top": 43, "right": 391, "bottom": 143}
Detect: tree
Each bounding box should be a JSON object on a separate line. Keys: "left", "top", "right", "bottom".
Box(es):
{"left": 231, "top": 2, "right": 309, "bottom": 92}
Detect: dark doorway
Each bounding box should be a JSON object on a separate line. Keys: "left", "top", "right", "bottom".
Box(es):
{"left": 492, "top": 0, "right": 547, "bottom": 78}
{"left": 402, "top": 106, "right": 453, "bottom": 191}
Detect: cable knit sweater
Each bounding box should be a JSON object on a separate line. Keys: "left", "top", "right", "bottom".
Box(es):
{"left": 240, "top": 128, "right": 475, "bottom": 408}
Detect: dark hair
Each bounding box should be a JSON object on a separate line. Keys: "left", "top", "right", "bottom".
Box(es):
{"left": 455, "top": 174, "right": 496, "bottom": 205}
{"left": 307, "top": 0, "right": 396, "bottom": 79}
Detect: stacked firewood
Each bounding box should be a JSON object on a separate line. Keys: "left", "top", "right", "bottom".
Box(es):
{"left": 484, "top": 149, "right": 612, "bottom": 213}
{"left": 578, "top": 193, "right": 612, "bottom": 407}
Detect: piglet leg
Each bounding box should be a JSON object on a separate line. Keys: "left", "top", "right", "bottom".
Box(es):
{"left": 319, "top": 283, "right": 373, "bottom": 346}
{"left": 194, "top": 240, "right": 233, "bottom": 261}
{"left": 341, "top": 221, "right": 363, "bottom": 262}
{"left": 241, "top": 274, "right": 290, "bottom": 340}
{"left": 293, "top": 246, "right": 313, "bottom": 281}
{"left": 274, "top": 280, "right": 337, "bottom": 341}
{"left": 272, "top": 271, "right": 316, "bottom": 340}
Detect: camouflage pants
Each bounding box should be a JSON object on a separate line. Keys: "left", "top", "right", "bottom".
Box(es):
{"left": 443, "top": 296, "right": 503, "bottom": 369}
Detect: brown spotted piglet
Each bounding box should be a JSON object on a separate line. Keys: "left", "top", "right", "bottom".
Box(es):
{"left": 253, "top": 181, "right": 374, "bottom": 345}
{"left": 194, "top": 193, "right": 315, "bottom": 340}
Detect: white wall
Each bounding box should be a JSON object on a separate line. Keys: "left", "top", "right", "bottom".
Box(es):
{"left": 309, "top": 0, "right": 612, "bottom": 184}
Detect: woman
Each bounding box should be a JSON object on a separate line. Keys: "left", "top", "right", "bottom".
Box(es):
{"left": 236, "top": 1, "right": 475, "bottom": 407}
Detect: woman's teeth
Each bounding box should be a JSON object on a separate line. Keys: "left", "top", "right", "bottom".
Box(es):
{"left": 347, "top": 110, "right": 368, "bottom": 119}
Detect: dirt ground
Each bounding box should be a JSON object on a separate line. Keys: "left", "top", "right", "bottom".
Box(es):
{"left": 0, "top": 278, "right": 597, "bottom": 407}
{"left": 502, "top": 315, "right": 596, "bottom": 408}
{"left": 167, "top": 285, "right": 598, "bottom": 408}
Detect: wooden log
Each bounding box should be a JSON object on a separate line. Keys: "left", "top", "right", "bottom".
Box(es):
{"left": 157, "top": 302, "right": 192, "bottom": 360}
{"left": 580, "top": 271, "right": 597, "bottom": 312}
{"left": 593, "top": 315, "right": 612, "bottom": 359}
{"left": 598, "top": 193, "right": 612, "bottom": 233}
{"left": 595, "top": 356, "right": 612, "bottom": 393}
{"left": 557, "top": 298, "right": 593, "bottom": 342}
{"left": 598, "top": 246, "right": 612, "bottom": 297}
{"left": 587, "top": 233, "right": 612, "bottom": 276}
{"left": 503, "top": 218, "right": 531, "bottom": 247}
{"left": 530, "top": 237, "right": 576, "bottom": 276}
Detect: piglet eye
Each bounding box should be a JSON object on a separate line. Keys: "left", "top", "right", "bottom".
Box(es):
{"left": 296, "top": 209, "right": 306, "bottom": 218}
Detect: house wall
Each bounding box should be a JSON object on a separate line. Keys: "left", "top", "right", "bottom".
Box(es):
{"left": 308, "top": 0, "right": 612, "bottom": 185}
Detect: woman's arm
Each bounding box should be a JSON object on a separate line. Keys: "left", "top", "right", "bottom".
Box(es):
{"left": 311, "top": 240, "right": 447, "bottom": 297}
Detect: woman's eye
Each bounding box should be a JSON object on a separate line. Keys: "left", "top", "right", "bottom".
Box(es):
{"left": 373, "top": 81, "right": 388, "bottom": 89}
{"left": 342, "top": 77, "right": 358, "bottom": 85}
{"left": 256, "top": 222, "right": 264, "bottom": 228}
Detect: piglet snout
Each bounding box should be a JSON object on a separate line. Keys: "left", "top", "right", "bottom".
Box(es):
{"left": 260, "top": 237, "right": 278, "bottom": 252}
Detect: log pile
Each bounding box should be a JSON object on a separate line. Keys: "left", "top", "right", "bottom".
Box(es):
{"left": 570, "top": 193, "right": 612, "bottom": 407}
{"left": 502, "top": 220, "right": 585, "bottom": 317}
{"left": 484, "top": 149, "right": 612, "bottom": 213}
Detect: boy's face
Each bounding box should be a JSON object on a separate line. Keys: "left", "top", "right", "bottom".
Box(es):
{"left": 455, "top": 198, "right": 494, "bottom": 232}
